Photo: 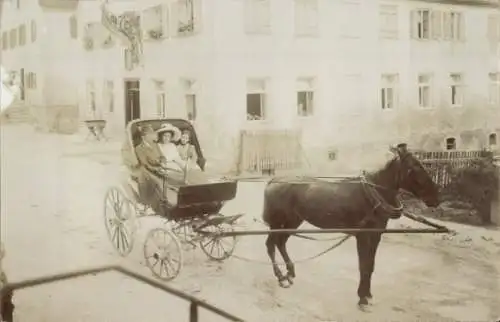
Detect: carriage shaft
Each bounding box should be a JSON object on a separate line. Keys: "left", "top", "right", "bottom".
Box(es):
{"left": 201, "top": 227, "right": 450, "bottom": 238}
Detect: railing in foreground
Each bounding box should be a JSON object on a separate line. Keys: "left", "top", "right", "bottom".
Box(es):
{"left": 0, "top": 265, "right": 243, "bottom": 322}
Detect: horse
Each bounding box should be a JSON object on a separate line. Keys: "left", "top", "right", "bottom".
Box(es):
{"left": 261, "top": 143, "right": 440, "bottom": 310}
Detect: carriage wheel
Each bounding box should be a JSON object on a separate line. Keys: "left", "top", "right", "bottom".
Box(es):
{"left": 104, "top": 187, "right": 136, "bottom": 257}
{"left": 199, "top": 222, "right": 237, "bottom": 261}
{"left": 143, "top": 228, "right": 183, "bottom": 281}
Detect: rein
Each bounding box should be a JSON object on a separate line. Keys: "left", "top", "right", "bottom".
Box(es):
{"left": 360, "top": 175, "right": 404, "bottom": 218}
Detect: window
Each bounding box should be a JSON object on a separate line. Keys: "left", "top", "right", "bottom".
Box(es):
{"left": 487, "top": 14, "right": 500, "bottom": 42}
{"left": 124, "top": 48, "right": 133, "bottom": 70}
{"left": 9, "top": 29, "right": 17, "bottom": 48}
{"left": 413, "top": 9, "right": 431, "bottom": 39}
{"left": 182, "top": 79, "right": 197, "bottom": 121}
{"left": 244, "top": 0, "right": 271, "bottom": 35}
{"left": 381, "top": 74, "right": 398, "bottom": 110}
{"left": 18, "top": 24, "right": 26, "bottom": 46}
{"left": 294, "top": 0, "right": 318, "bottom": 37}
{"left": 176, "top": 0, "right": 201, "bottom": 36}
{"left": 446, "top": 137, "right": 456, "bottom": 150}
{"left": 488, "top": 72, "right": 500, "bottom": 106}
{"left": 246, "top": 79, "right": 267, "bottom": 120}
{"left": 418, "top": 74, "right": 432, "bottom": 108}
{"left": 379, "top": 4, "right": 398, "bottom": 39}
{"left": 296, "top": 77, "right": 315, "bottom": 116}
{"left": 1, "top": 32, "right": 8, "bottom": 50}
{"left": 489, "top": 133, "right": 497, "bottom": 148}
{"left": 104, "top": 80, "right": 114, "bottom": 113}
{"left": 143, "top": 5, "right": 165, "bottom": 39}
{"left": 87, "top": 81, "right": 96, "bottom": 114}
{"left": 153, "top": 80, "right": 167, "bottom": 117}
{"left": 411, "top": 9, "right": 443, "bottom": 40}
{"left": 69, "top": 15, "right": 78, "bottom": 39}
{"left": 30, "top": 20, "right": 36, "bottom": 42}
{"left": 450, "top": 73, "right": 463, "bottom": 107}
{"left": 339, "top": 0, "right": 361, "bottom": 38}
{"left": 27, "top": 72, "right": 37, "bottom": 89}
{"left": 443, "top": 11, "right": 465, "bottom": 41}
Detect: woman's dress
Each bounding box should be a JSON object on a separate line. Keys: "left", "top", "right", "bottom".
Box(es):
{"left": 158, "top": 142, "right": 208, "bottom": 185}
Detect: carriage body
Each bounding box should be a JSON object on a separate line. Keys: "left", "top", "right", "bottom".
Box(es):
{"left": 121, "top": 118, "right": 238, "bottom": 220}
{"left": 104, "top": 118, "right": 241, "bottom": 281}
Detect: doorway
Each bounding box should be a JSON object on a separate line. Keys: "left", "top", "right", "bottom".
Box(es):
{"left": 124, "top": 79, "right": 141, "bottom": 125}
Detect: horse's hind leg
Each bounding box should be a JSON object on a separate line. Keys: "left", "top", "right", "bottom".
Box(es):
{"left": 276, "top": 233, "right": 295, "bottom": 285}
{"left": 265, "top": 231, "right": 288, "bottom": 288}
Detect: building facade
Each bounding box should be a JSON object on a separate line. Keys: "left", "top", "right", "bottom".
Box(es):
{"left": 79, "top": 0, "right": 500, "bottom": 158}
{"left": 2, "top": 0, "right": 499, "bottom": 160}
{"left": 0, "top": 0, "right": 80, "bottom": 109}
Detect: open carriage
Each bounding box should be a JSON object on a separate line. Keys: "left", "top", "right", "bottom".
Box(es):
{"left": 104, "top": 118, "right": 243, "bottom": 281}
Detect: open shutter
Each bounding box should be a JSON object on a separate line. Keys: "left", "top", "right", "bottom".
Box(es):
{"left": 431, "top": 10, "right": 442, "bottom": 39}
{"left": 193, "top": 0, "right": 202, "bottom": 34}
{"left": 410, "top": 10, "right": 418, "bottom": 39}
{"left": 169, "top": 1, "right": 179, "bottom": 37}
{"left": 442, "top": 12, "right": 451, "bottom": 40}
{"left": 459, "top": 13, "right": 465, "bottom": 41}
{"left": 163, "top": 4, "right": 170, "bottom": 38}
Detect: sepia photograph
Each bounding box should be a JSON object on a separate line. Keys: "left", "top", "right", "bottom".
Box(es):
{"left": 0, "top": 0, "right": 499, "bottom": 321}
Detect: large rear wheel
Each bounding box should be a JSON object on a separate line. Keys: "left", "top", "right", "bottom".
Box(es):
{"left": 143, "top": 228, "right": 183, "bottom": 281}
{"left": 104, "top": 187, "right": 136, "bottom": 257}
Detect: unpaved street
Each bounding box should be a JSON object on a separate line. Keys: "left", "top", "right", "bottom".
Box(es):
{"left": 1, "top": 124, "right": 499, "bottom": 322}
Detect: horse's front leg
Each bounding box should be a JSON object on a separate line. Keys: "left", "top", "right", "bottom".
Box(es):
{"left": 356, "top": 233, "right": 372, "bottom": 310}
{"left": 366, "top": 232, "right": 382, "bottom": 301}
{"left": 265, "top": 234, "right": 289, "bottom": 288}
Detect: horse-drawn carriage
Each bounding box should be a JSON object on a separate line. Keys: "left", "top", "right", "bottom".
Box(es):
{"left": 104, "top": 118, "right": 242, "bottom": 281}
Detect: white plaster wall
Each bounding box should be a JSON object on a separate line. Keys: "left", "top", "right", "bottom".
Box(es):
{"left": 210, "top": 0, "right": 499, "bottom": 159}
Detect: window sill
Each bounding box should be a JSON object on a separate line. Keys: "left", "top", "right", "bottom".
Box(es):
{"left": 245, "top": 31, "right": 272, "bottom": 36}
{"left": 294, "top": 33, "right": 319, "bottom": 38}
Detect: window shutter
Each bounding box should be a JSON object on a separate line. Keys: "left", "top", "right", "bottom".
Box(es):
{"left": 459, "top": 13, "right": 465, "bottom": 41}
{"left": 193, "top": 0, "right": 202, "bottom": 33}
{"left": 244, "top": 0, "right": 254, "bottom": 33}
{"left": 443, "top": 12, "right": 451, "bottom": 40}
{"left": 163, "top": 4, "right": 170, "bottom": 38}
{"left": 170, "top": 1, "right": 179, "bottom": 37}
{"left": 431, "top": 10, "right": 442, "bottom": 39}
{"left": 410, "top": 10, "right": 418, "bottom": 39}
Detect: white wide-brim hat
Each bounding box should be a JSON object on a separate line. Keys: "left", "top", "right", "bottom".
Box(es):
{"left": 156, "top": 123, "right": 181, "bottom": 141}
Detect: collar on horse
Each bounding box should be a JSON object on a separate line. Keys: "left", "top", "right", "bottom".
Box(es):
{"left": 360, "top": 175, "right": 403, "bottom": 219}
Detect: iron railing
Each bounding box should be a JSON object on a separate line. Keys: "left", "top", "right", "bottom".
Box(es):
{"left": 0, "top": 265, "right": 243, "bottom": 322}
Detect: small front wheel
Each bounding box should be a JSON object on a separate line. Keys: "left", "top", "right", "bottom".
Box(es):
{"left": 199, "top": 222, "right": 237, "bottom": 261}
{"left": 143, "top": 228, "right": 183, "bottom": 281}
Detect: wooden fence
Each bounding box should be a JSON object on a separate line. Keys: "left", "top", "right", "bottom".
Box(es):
{"left": 236, "top": 129, "right": 303, "bottom": 174}
{"left": 413, "top": 150, "right": 493, "bottom": 188}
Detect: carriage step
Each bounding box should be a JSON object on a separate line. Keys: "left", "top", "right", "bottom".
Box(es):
{"left": 195, "top": 214, "right": 244, "bottom": 231}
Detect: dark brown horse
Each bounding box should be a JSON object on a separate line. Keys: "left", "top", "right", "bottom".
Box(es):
{"left": 262, "top": 144, "right": 440, "bottom": 310}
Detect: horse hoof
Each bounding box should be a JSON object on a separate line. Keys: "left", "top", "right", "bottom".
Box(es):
{"left": 358, "top": 303, "right": 371, "bottom": 312}
{"left": 286, "top": 275, "right": 294, "bottom": 285}
{"left": 278, "top": 279, "right": 291, "bottom": 288}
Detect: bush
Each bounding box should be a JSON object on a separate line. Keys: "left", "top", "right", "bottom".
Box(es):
{"left": 441, "top": 155, "right": 499, "bottom": 224}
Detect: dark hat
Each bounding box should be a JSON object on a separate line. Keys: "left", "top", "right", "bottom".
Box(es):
{"left": 139, "top": 124, "right": 155, "bottom": 136}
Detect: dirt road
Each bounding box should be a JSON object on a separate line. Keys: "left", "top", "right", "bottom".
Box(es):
{"left": 1, "top": 124, "right": 499, "bottom": 321}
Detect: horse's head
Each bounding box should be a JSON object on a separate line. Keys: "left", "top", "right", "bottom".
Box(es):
{"left": 390, "top": 144, "right": 440, "bottom": 208}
